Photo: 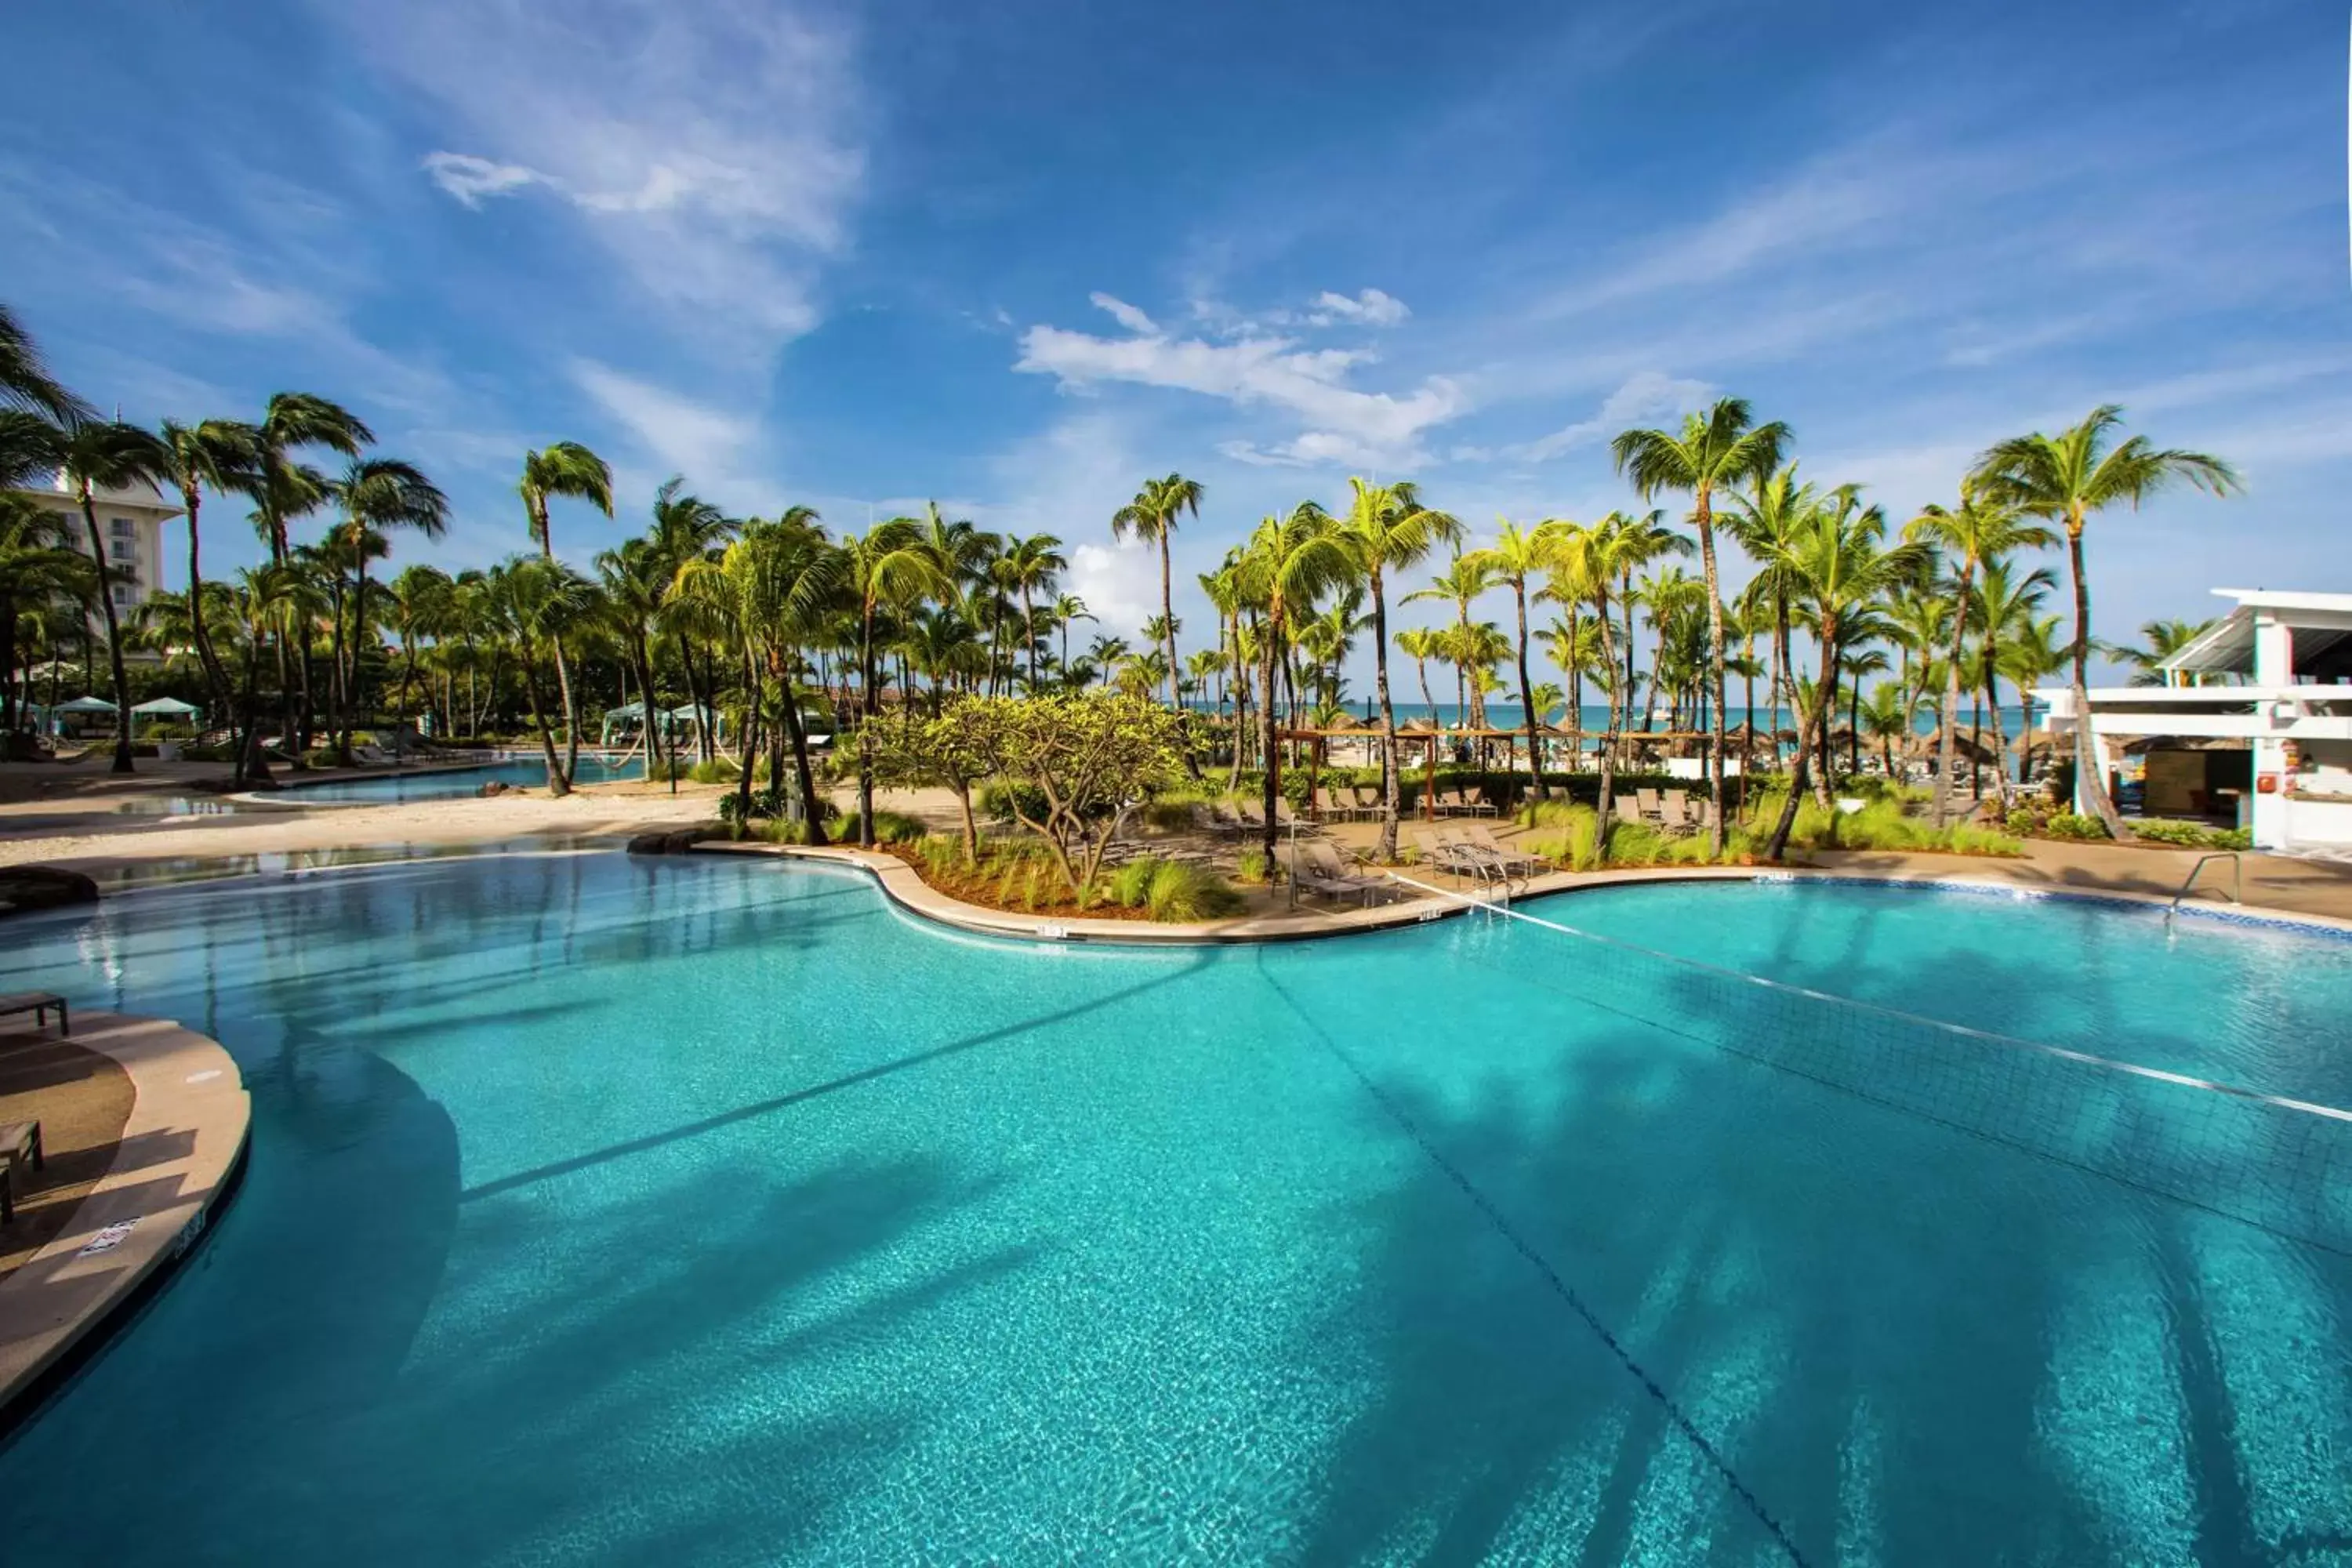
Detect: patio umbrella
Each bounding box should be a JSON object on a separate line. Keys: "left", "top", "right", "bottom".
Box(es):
{"left": 131, "top": 696, "right": 201, "bottom": 717}
{"left": 53, "top": 695, "right": 117, "bottom": 713}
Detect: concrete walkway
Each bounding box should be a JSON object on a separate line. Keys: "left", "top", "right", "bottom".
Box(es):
{"left": 0, "top": 1012, "right": 250, "bottom": 1429}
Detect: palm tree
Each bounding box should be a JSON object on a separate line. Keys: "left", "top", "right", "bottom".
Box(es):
{"left": 2107, "top": 617, "right": 2218, "bottom": 688}
{"left": 1471, "top": 519, "right": 1567, "bottom": 805}
{"left": 1236, "top": 503, "right": 1351, "bottom": 866}
{"left": 1051, "top": 592, "right": 1093, "bottom": 677}
{"left": 1613, "top": 397, "right": 1789, "bottom": 855}
{"left": 326, "top": 457, "right": 447, "bottom": 761}
{"left": 1111, "top": 473, "right": 1203, "bottom": 706}
{"left": 1970, "top": 557, "right": 2057, "bottom": 804}
{"left": 59, "top": 421, "right": 174, "bottom": 772}
{"left": 0, "top": 494, "right": 90, "bottom": 740}
{"left": 0, "top": 304, "right": 94, "bottom": 425}
{"left": 1904, "top": 481, "right": 2056, "bottom": 826}
{"left": 1403, "top": 550, "right": 1495, "bottom": 736}
{"left": 1724, "top": 467, "right": 1816, "bottom": 765}
{"left": 838, "top": 518, "right": 948, "bottom": 843}
{"left": 1336, "top": 477, "right": 1461, "bottom": 858}
{"left": 1860, "top": 682, "right": 1909, "bottom": 779}
{"left": 485, "top": 555, "right": 595, "bottom": 792}
{"left": 1755, "top": 490, "right": 1927, "bottom": 860}
{"left": 520, "top": 441, "right": 615, "bottom": 779}
{"left": 1974, "top": 406, "right": 2238, "bottom": 837}
{"left": 1551, "top": 521, "right": 1643, "bottom": 858}
{"left": 158, "top": 419, "right": 263, "bottom": 744}
{"left": 1001, "top": 532, "right": 1067, "bottom": 689}
{"left": 676, "top": 512, "right": 841, "bottom": 832}
{"left": 255, "top": 394, "right": 372, "bottom": 563}
{"left": 384, "top": 564, "right": 454, "bottom": 734}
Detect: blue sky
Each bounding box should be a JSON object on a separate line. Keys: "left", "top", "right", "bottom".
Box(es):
{"left": 2, "top": 0, "right": 2346, "bottom": 684}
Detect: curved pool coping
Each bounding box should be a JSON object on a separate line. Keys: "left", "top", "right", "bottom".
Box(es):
{"left": 691, "top": 841, "right": 2352, "bottom": 946}
{"left": 0, "top": 1011, "right": 251, "bottom": 1437}
{"left": 227, "top": 751, "right": 646, "bottom": 809}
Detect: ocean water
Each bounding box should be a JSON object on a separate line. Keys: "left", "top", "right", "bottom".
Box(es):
{"left": 0, "top": 855, "right": 2345, "bottom": 1565}
{"left": 1202, "top": 702, "right": 2037, "bottom": 739}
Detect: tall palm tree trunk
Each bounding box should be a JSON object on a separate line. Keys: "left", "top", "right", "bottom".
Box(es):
{"left": 181, "top": 491, "right": 234, "bottom": 735}
{"left": 1766, "top": 618, "right": 1838, "bottom": 861}
{"left": 1512, "top": 580, "right": 1544, "bottom": 804}
{"left": 1370, "top": 572, "right": 1403, "bottom": 860}
{"left": 1932, "top": 557, "right": 1976, "bottom": 829}
{"left": 76, "top": 490, "right": 136, "bottom": 774}
{"left": 856, "top": 608, "right": 880, "bottom": 846}
{"left": 1693, "top": 491, "right": 1729, "bottom": 855}
{"left": 1259, "top": 629, "right": 1284, "bottom": 870}
{"left": 777, "top": 660, "right": 827, "bottom": 846}
{"left": 1592, "top": 599, "right": 1620, "bottom": 866}
{"left": 2065, "top": 522, "right": 2126, "bottom": 837}
{"left": 521, "top": 645, "right": 570, "bottom": 796}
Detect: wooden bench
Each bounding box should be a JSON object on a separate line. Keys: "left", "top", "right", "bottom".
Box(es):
{"left": 0, "top": 1120, "right": 44, "bottom": 1224}
{"left": 0, "top": 992, "right": 69, "bottom": 1037}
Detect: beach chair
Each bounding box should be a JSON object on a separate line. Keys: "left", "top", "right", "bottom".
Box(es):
{"left": 1659, "top": 789, "right": 1695, "bottom": 834}
{"left": 1314, "top": 786, "right": 1362, "bottom": 822}
{"left": 1205, "top": 799, "right": 1247, "bottom": 836}
{"left": 1635, "top": 787, "right": 1665, "bottom": 822}
{"left": 1410, "top": 827, "right": 1493, "bottom": 886}
{"left": 1352, "top": 783, "right": 1384, "bottom": 818}
{"left": 1272, "top": 798, "right": 1316, "bottom": 833}
{"left": 1461, "top": 822, "right": 1545, "bottom": 877}
{"left": 0, "top": 992, "right": 69, "bottom": 1037}
{"left": 1455, "top": 785, "right": 1497, "bottom": 818}
{"left": 1297, "top": 840, "right": 1386, "bottom": 906}
{"left": 1613, "top": 794, "right": 1642, "bottom": 823}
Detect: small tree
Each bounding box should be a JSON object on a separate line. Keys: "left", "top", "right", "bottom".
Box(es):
{"left": 869, "top": 702, "right": 995, "bottom": 863}
{"left": 956, "top": 694, "right": 1179, "bottom": 894}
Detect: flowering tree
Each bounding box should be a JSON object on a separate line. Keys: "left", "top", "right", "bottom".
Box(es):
{"left": 951, "top": 694, "right": 1180, "bottom": 893}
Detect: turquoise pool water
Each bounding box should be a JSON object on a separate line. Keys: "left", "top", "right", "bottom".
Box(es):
{"left": 285, "top": 754, "right": 642, "bottom": 804}
{"left": 1, "top": 857, "right": 2347, "bottom": 1565}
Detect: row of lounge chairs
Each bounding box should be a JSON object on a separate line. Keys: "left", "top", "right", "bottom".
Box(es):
{"left": 1615, "top": 787, "right": 1718, "bottom": 836}
{"left": 1409, "top": 826, "right": 1544, "bottom": 892}
{"left": 1203, "top": 786, "right": 1497, "bottom": 829}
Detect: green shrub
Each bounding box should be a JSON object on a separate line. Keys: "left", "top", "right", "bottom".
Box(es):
{"left": 1234, "top": 848, "right": 1271, "bottom": 885}
{"left": 840, "top": 808, "right": 926, "bottom": 844}
{"left": 1144, "top": 859, "right": 1244, "bottom": 921}
{"left": 1141, "top": 789, "right": 1213, "bottom": 833}
{"left": 687, "top": 757, "right": 742, "bottom": 785}
{"left": 1110, "top": 856, "right": 1159, "bottom": 908}
{"left": 2127, "top": 817, "right": 2248, "bottom": 851}
{"left": 2042, "top": 811, "right": 2111, "bottom": 841}
{"left": 978, "top": 779, "right": 1050, "bottom": 824}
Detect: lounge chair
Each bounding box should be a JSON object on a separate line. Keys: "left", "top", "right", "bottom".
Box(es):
{"left": 1410, "top": 827, "right": 1494, "bottom": 885}
{"left": 1298, "top": 840, "right": 1387, "bottom": 906}
{"left": 1635, "top": 787, "right": 1665, "bottom": 822}
{"left": 1657, "top": 789, "right": 1694, "bottom": 834}
{"left": 1352, "top": 783, "right": 1384, "bottom": 818}
{"left": 1272, "top": 798, "right": 1315, "bottom": 833}
{"left": 0, "top": 1119, "right": 44, "bottom": 1224}
{"left": 1314, "top": 786, "right": 1363, "bottom": 822}
{"left": 1613, "top": 794, "right": 1642, "bottom": 823}
{"left": 0, "top": 992, "right": 70, "bottom": 1037}
{"left": 1453, "top": 786, "right": 1497, "bottom": 818}
{"left": 1460, "top": 823, "right": 1545, "bottom": 877}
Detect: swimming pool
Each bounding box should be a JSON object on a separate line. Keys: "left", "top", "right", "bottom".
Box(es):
{"left": 281, "top": 753, "right": 643, "bottom": 804}
{"left": 1, "top": 856, "right": 2347, "bottom": 1564}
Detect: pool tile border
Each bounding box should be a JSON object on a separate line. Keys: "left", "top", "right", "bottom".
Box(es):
{"left": 0, "top": 1012, "right": 252, "bottom": 1439}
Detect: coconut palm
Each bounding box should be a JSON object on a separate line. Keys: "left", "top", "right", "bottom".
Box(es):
{"left": 158, "top": 419, "right": 263, "bottom": 739}
{"left": 1335, "top": 477, "right": 1462, "bottom": 858}
{"left": 0, "top": 494, "right": 90, "bottom": 739}
{"left": 1613, "top": 397, "right": 1789, "bottom": 855}
{"left": 325, "top": 457, "right": 447, "bottom": 761}
{"left": 1904, "top": 481, "right": 2056, "bottom": 826}
{"left": 1969, "top": 557, "right": 2057, "bottom": 803}
{"left": 384, "top": 564, "right": 454, "bottom": 732}
{"left": 255, "top": 394, "right": 372, "bottom": 563}
{"left": 57, "top": 421, "right": 173, "bottom": 771}
{"left": 1469, "top": 519, "right": 1567, "bottom": 805}
{"left": 1973, "top": 406, "right": 2238, "bottom": 836}
{"left": 1403, "top": 550, "right": 1496, "bottom": 731}
{"left": 1111, "top": 473, "right": 1203, "bottom": 708}
{"left": 1000, "top": 532, "right": 1067, "bottom": 689}
{"left": 1235, "top": 503, "right": 1350, "bottom": 865}
{"left": 838, "top": 518, "right": 949, "bottom": 843}
{"left": 519, "top": 441, "right": 614, "bottom": 779}
{"left": 0, "top": 304, "right": 93, "bottom": 424}
{"left": 2107, "top": 616, "right": 2219, "bottom": 688}
{"left": 1755, "top": 489, "right": 1928, "bottom": 860}
{"left": 1860, "top": 682, "right": 1910, "bottom": 779}
{"left": 484, "top": 555, "right": 596, "bottom": 792}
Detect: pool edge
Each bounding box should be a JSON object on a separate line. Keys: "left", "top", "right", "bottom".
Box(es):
{"left": 0, "top": 1013, "right": 252, "bottom": 1443}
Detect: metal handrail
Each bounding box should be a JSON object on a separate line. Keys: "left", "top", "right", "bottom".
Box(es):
{"left": 2166, "top": 851, "right": 2243, "bottom": 925}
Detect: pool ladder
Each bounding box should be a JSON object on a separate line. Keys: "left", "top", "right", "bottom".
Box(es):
{"left": 2163, "top": 851, "right": 2242, "bottom": 932}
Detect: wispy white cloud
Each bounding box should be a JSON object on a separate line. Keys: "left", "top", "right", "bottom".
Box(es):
{"left": 571, "top": 359, "right": 764, "bottom": 506}
{"left": 1088, "top": 292, "right": 1159, "bottom": 335}
{"left": 338, "top": 0, "right": 865, "bottom": 345}
{"left": 1017, "top": 299, "right": 1465, "bottom": 470}
{"left": 1454, "top": 370, "right": 1714, "bottom": 464}
{"left": 1298, "top": 288, "right": 1410, "bottom": 327}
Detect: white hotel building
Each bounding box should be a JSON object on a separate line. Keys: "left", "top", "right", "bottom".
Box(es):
{"left": 2039, "top": 588, "right": 2352, "bottom": 852}
{"left": 16, "top": 473, "right": 181, "bottom": 623}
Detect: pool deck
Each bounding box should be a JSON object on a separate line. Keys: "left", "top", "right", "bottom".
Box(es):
{"left": 695, "top": 839, "right": 2352, "bottom": 944}
{"left": 0, "top": 1012, "right": 250, "bottom": 1432}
